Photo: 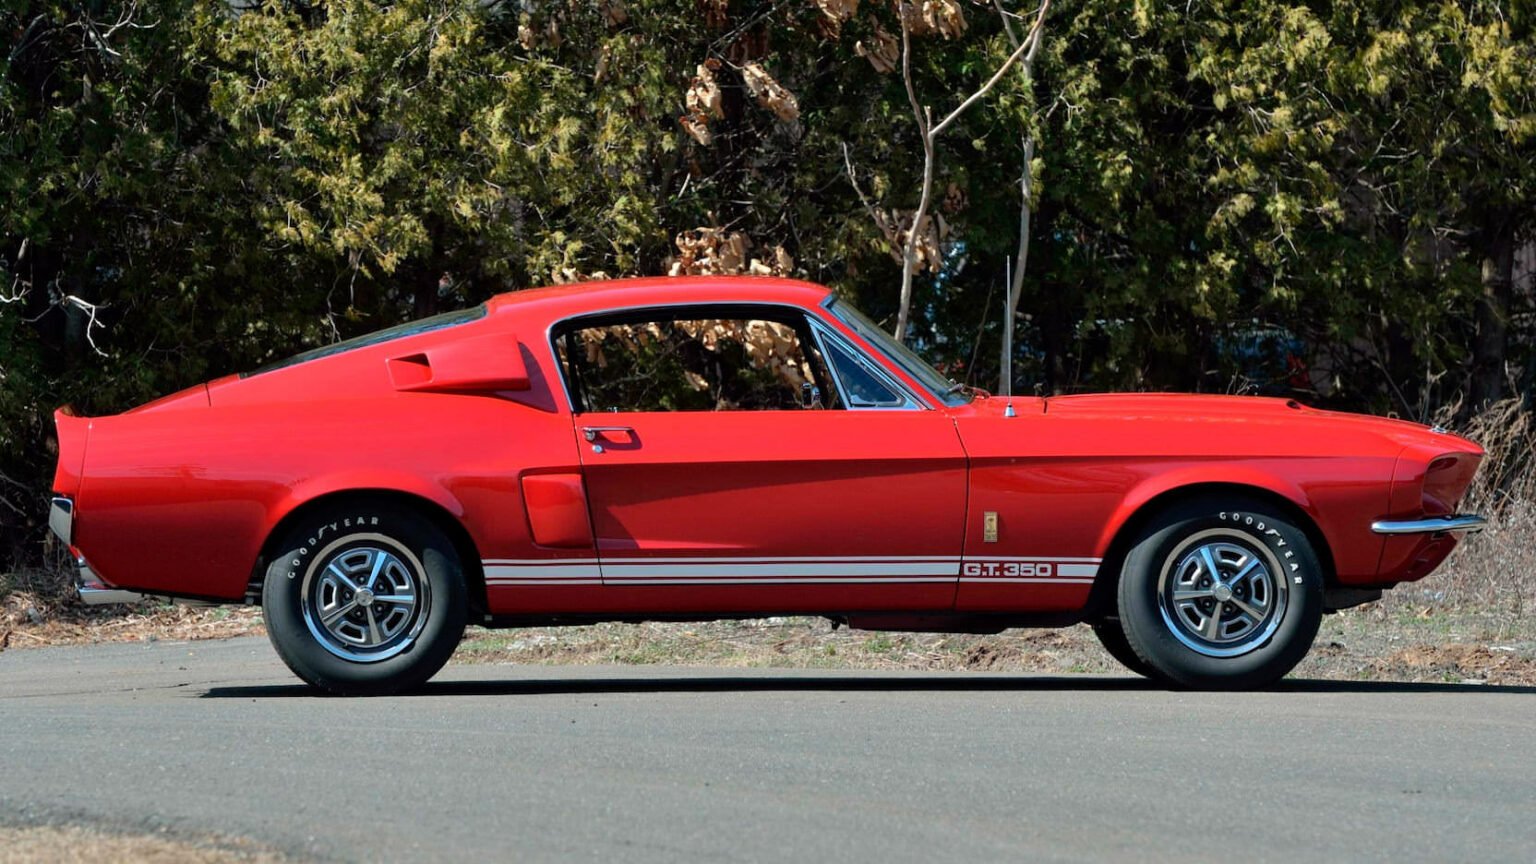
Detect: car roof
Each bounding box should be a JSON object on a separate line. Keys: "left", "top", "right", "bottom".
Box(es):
{"left": 485, "top": 276, "right": 835, "bottom": 323}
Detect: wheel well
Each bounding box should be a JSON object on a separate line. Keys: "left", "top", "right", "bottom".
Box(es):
{"left": 1085, "top": 482, "right": 1338, "bottom": 619}
{"left": 246, "top": 489, "right": 488, "bottom": 619}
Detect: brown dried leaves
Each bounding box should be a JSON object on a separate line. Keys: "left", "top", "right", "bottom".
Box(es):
{"left": 679, "top": 60, "right": 725, "bottom": 145}
{"left": 873, "top": 209, "right": 950, "bottom": 273}
{"left": 855, "top": 18, "right": 899, "bottom": 74}
{"left": 666, "top": 228, "right": 795, "bottom": 277}
{"left": 740, "top": 62, "right": 801, "bottom": 123}
{"left": 901, "top": 0, "right": 968, "bottom": 40}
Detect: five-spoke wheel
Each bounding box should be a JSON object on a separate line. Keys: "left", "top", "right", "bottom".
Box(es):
{"left": 1157, "top": 535, "right": 1286, "bottom": 658}
{"left": 263, "top": 503, "right": 467, "bottom": 695}
{"left": 303, "top": 543, "right": 428, "bottom": 662}
{"left": 1116, "top": 496, "right": 1323, "bottom": 689}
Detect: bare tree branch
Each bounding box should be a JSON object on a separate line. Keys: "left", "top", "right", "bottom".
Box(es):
{"left": 841, "top": 143, "right": 900, "bottom": 251}
{"left": 59, "top": 295, "right": 110, "bottom": 358}
{"left": 996, "top": 2, "right": 1051, "bottom": 394}
{"left": 929, "top": 9, "right": 1045, "bottom": 138}
{"left": 890, "top": 1, "right": 1051, "bottom": 342}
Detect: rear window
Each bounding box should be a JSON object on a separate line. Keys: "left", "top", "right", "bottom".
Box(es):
{"left": 242, "top": 304, "right": 487, "bottom": 378}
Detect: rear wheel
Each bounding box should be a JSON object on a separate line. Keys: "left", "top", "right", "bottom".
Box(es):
{"left": 262, "top": 503, "right": 467, "bottom": 695}
{"left": 1117, "top": 496, "right": 1323, "bottom": 690}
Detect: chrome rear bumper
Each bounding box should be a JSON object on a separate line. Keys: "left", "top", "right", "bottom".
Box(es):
{"left": 1370, "top": 514, "right": 1487, "bottom": 535}
{"left": 49, "top": 495, "right": 146, "bottom": 605}
{"left": 48, "top": 496, "right": 73, "bottom": 546}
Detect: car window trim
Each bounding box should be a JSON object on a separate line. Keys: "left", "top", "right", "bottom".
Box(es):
{"left": 806, "top": 318, "right": 919, "bottom": 410}
{"left": 819, "top": 295, "right": 967, "bottom": 407}
{"left": 547, "top": 301, "right": 898, "bottom": 415}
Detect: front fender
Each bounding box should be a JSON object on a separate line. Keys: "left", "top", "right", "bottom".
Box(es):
{"left": 1094, "top": 464, "right": 1314, "bottom": 556}
{"left": 1093, "top": 458, "right": 1391, "bottom": 583}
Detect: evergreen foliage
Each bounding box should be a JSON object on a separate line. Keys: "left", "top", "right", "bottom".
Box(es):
{"left": 2, "top": 1, "right": 1532, "bottom": 563}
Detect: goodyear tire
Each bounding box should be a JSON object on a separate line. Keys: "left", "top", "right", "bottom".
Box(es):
{"left": 1117, "top": 496, "right": 1323, "bottom": 690}
{"left": 1091, "top": 619, "right": 1155, "bottom": 678}
{"left": 262, "top": 503, "right": 467, "bottom": 695}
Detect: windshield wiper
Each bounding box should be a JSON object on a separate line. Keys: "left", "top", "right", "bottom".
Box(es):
{"left": 945, "top": 382, "right": 991, "bottom": 399}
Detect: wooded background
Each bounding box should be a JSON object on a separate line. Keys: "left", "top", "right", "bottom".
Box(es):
{"left": 2, "top": 0, "right": 1533, "bottom": 567}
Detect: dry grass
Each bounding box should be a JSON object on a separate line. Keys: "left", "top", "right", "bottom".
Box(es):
{"left": 1383, "top": 397, "right": 1536, "bottom": 618}
{"left": 0, "top": 826, "right": 283, "bottom": 864}
{"left": 449, "top": 611, "right": 1536, "bottom": 685}
{"left": 0, "top": 585, "right": 265, "bottom": 651}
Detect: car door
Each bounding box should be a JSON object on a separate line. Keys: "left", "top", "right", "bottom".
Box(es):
{"left": 554, "top": 304, "right": 968, "bottom": 614}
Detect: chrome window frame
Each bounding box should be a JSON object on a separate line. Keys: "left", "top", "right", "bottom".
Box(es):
{"left": 806, "top": 318, "right": 919, "bottom": 410}
{"left": 545, "top": 300, "right": 929, "bottom": 415}
{"left": 819, "top": 294, "right": 968, "bottom": 408}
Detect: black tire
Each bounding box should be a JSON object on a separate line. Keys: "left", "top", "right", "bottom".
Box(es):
{"left": 262, "top": 502, "right": 467, "bottom": 695}
{"left": 1117, "top": 496, "right": 1323, "bottom": 690}
{"left": 1091, "top": 619, "right": 1156, "bottom": 678}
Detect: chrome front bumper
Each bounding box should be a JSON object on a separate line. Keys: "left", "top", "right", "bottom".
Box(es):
{"left": 1370, "top": 514, "right": 1487, "bottom": 535}
{"left": 49, "top": 496, "right": 146, "bottom": 605}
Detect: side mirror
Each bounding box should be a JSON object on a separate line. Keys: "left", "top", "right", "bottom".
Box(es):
{"left": 388, "top": 333, "right": 532, "bottom": 393}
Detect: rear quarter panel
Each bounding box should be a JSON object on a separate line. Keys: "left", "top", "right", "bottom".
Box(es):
{"left": 76, "top": 386, "right": 577, "bottom": 601}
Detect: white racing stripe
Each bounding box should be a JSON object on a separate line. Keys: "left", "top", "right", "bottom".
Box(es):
{"left": 603, "top": 562, "right": 959, "bottom": 579}
{"left": 487, "top": 580, "right": 604, "bottom": 586}
{"left": 483, "top": 555, "right": 1100, "bottom": 587}
{"left": 963, "top": 556, "right": 1103, "bottom": 563}
{"left": 958, "top": 574, "right": 1093, "bottom": 581}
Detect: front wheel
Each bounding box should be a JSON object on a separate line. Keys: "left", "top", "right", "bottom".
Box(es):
{"left": 1117, "top": 496, "right": 1323, "bottom": 690}
{"left": 262, "top": 503, "right": 467, "bottom": 695}
{"left": 1091, "top": 619, "right": 1155, "bottom": 678}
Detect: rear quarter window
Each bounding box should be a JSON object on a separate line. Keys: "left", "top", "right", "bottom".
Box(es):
{"left": 242, "top": 305, "right": 488, "bottom": 378}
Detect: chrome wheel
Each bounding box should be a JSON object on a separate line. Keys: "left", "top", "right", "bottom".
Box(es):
{"left": 301, "top": 537, "right": 430, "bottom": 663}
{"left": 1156, "top": 531, "right": 1287, "bottom": 658}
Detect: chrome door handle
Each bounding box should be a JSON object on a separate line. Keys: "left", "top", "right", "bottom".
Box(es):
{"left": 582, "top": 426, "right": 634, "bottom": 442}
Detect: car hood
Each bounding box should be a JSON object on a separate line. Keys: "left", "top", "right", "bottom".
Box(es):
{"left": 976, "top": 392, "right": 1481, "bottom": 455}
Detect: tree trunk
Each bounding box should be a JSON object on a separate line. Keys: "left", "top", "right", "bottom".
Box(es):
{"left": 1000, "top": 136, "right": 1034, "bottom": 396}
{"left": 413, "top": 268, "right": 440, "bottom": 319}
{"left": 1471, "top": 218, "right": 1515, "bottom": 410}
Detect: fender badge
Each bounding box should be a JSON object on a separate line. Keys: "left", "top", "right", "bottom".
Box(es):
{"left": 984, "top": 511, "right": 999, "bottom": 543}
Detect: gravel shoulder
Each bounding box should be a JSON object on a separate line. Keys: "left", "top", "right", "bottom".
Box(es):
{"left": 4, "top": 596, "right": 1534, "bottom": 686}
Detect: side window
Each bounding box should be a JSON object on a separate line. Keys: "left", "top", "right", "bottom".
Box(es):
{"left": 822, "top": 338, "right": 905, "bottom": 407}
{"left": 558, "top": 315, "right": 841, "bottom": 413}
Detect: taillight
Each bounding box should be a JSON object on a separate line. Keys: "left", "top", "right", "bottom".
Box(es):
{"left": 52, "top": 408, "right": 90, "bottom": 496}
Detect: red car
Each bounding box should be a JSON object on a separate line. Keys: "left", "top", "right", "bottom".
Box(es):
{"left": 49, "top": 277, "right": 1485, "bottom": 693}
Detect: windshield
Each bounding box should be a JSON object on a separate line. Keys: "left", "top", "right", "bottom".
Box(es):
{"left": 823, "top": 297, "right": 971, "bottom": 407}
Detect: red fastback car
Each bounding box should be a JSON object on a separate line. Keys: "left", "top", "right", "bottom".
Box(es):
{"left": 49, "top": 277, "right": 1486, "bottom": 693}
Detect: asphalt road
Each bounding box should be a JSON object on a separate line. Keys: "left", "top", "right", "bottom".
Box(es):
{"left": 2, "top": 637, "right": 1534, "bottom": 863}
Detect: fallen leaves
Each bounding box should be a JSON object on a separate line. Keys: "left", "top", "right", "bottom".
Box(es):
{"left": 1, "top": 590, "right": 267, "bottom": 650}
